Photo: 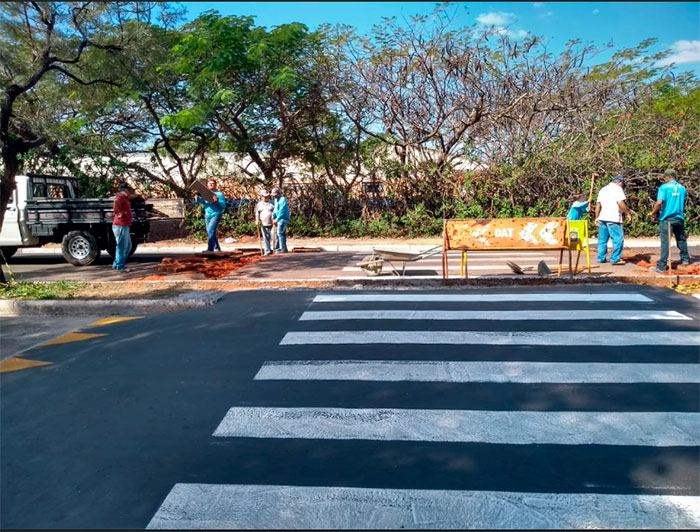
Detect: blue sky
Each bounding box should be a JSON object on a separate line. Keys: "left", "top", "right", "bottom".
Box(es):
{"left": 177, "top": 2, "right": 700, "bottom": 73}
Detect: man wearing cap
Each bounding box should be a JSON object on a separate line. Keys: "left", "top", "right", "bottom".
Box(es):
{"left": 594, "top": 175, "right": 633, "bottom": 265}
{"left": 112, "top": 182, "right": 142, "bottom": 271}
{"left": 255, "top": 190, "right": 274, "bottom": 255}
{"left": 271, "top": 186, "right": 290, "bottom": 253}
{"left": 648, "top": 169, "right": 690, "bottom": 272}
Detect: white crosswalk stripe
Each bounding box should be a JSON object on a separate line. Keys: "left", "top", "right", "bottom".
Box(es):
{"left": 281, "top": 330, "right": 700, "bottom": 345}
{"left": 213, "top": 407, "right": 699, "bottom": 446}
{"left": 149, "top": 289, "right": 700, "bottom": 529}
{"left": 255, "top": 360, "right": 700, "bottom": 383}
{"left": 299, "top": 309, "right": 691, "bottom": 321}
{"left": 147, "top": 484, "right": 700, "bottom": 530}
{"left": 313, "top": 292, "right": 654, "bottom": 302}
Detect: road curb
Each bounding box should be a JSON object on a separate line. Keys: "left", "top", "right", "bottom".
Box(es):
{"left": 1, "top": 276, "right": 698, "bottom": 315}
{"left": 0, "top": 290, "right": 225, "bottom": 316}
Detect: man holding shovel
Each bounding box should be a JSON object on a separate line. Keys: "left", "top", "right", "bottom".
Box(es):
{"left": 648, "top": 168, "right": 690, "bottom": 272}
{"left": 594, "top": 175, "right": 632, "bottom": 265}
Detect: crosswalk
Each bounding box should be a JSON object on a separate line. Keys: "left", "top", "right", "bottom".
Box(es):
{"left": 148, "top": 289, "right": 700, "bottom": 529}
{"left": 338, "top": 250, "right": 570, "bottom": 279}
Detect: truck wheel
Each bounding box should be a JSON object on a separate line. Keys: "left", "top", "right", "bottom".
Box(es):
{"left": 62, "top": 231, "right": 99, "bottom": 266}
{"left": 106, "top": 240, "right": 138, "bottom": 258}
{"left": 0, "top": 246, "right": 18, "bottom": 263}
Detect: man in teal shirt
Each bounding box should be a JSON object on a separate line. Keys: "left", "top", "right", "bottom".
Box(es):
{"left": 194, "top": 179, "right": 226, "bottom": 252}
{"left": 648, "top": 168, "right": 690, "bottom": 272}
{"left": 271, "top": 186, "right": 290, "bottom": 253}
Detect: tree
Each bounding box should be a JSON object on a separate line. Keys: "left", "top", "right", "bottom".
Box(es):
{"left": 63, "top": 19, "right": 217, "bottom": 200}
{"left": 0, "top": 1, "right": 180, "bottom": 228}
{"left": 165, "top": 11, "right": 331, "bottom": 187}
{"left": 335, "top": 6, "right": 507, "bottom": 185}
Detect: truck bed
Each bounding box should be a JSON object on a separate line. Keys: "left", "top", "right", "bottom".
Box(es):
{"left": 25, "top": 198, "right": 151, "bottom": 237}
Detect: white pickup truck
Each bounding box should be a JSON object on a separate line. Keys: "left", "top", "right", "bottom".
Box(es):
{"left": 0, "top": 174, "right": 174, "bottom": 266}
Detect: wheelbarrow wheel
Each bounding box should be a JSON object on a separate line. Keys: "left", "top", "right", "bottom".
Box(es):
{"left": 359, "top": 255, "right": 383, "bottom": 276}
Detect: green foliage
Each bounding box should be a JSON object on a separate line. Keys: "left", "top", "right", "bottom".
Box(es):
{"left": 401, "top": 203, "right": 442, "bottom": 237}
{"left": 4, "top": 3, "right": 698, "bottom": 239}
{"left": 0, "top": 281, "right": 87, "bottom": 300}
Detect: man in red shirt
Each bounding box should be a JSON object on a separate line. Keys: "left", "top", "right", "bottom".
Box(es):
{"left": 112, "top": 182, "right": 138, "bottom": 271}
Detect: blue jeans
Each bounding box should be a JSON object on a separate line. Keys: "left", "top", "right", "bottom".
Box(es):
{"left": 261, "top": 225, "right": 272, "bottom": 254}
{"left": 205, "top": 214, "right": 222, "bottom": 251}
{"left": 597, "top": 221, "right": 624, "bottom": 263}
{"left": 275, "top": 219, "right": 289, "bottom": 252}
{"left": 112, "top": 225, "right": 132, "bottom": 270}
{"left": 657, "top": 217, "right": 689, "bottom": 270}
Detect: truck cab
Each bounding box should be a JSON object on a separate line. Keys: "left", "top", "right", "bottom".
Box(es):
{"left": 0, "top": 175, "right": 75, "bottom": 249}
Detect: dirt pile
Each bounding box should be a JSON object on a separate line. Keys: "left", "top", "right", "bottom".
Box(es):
{"left": 151, "top": 251, "right": 265, "bottom": 279}
{"left": 622, "top": 253, "right": 700, "bottom": 275}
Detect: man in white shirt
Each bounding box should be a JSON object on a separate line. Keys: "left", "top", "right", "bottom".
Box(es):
{"left": 255, "top": 190, "right": 275, "bottom": 256}
{"left": 594, "top": 175, "right": 633, "bottom": 265}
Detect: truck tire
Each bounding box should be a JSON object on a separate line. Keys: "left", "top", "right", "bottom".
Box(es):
{"left": 62, "top": 230, "right": 99, "bottom": 266}
{"left": 0, "top": 246, "right": 18, "bottom": 262}
{"left": 106, "top": 240, "right": 138, "bottom": 259}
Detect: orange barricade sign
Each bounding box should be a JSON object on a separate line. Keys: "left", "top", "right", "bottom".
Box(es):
{"left": 444, "top": 217, "right": 567, "bottom": 250}
{"left": 442, "top": 217, "right": 571, "bottom": 279}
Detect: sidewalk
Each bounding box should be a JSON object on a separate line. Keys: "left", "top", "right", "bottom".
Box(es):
{"left": 22, "top": 236, "right": 700, "bottom": 254}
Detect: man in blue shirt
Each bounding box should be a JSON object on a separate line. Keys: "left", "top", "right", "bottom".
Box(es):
{"left": 567, "top": 193, "right": 589, "bottom": 221}
{"left": 648, "top": 168, "right": 690, "bottom": 272}
{"left": 194, "top": 179, "right": 226, "bottom": 252}
{"left": 271, "top": 186, "right": 290, "bottom": 253}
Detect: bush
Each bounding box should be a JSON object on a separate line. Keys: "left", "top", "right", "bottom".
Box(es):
{"left": 401, "top": 203, "right": 442, "bottom": 237}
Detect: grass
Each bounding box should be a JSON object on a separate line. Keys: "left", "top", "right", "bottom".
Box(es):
{"left": 0, "top": 281, "right": 88, "bottom": 300}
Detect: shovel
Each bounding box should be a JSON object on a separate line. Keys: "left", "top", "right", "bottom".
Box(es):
{"left": 507, "top": 260, "right": 598, "bottom": 276}
{"left": 506, "top": 261, "right": 550, "bottom": 275}
{"left": 257, "top": 223, "right": 264, "bottom": 256}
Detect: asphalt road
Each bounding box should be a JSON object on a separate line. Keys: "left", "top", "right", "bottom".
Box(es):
{"left": 1, "top": 287, "right": 699, "bottom": 529}
{"left": 4, "top": 249, "right": 192, "bottom": 281}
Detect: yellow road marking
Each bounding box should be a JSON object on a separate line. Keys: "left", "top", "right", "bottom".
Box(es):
{"left": 41, "top": 332, "right": 106, "bottom": 346}
{"left": 88, "top": 317, "right": 144, "bottom": 328}
{"left": 0, "top": 357, "right": 52, "bottom": 373}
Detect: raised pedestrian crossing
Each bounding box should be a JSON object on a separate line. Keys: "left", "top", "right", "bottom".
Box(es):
{"left": 148, "top": 288, "right": 700, "bottom": 529}
{"left": 338, "top": 250, "right": 580, "bottom": 279}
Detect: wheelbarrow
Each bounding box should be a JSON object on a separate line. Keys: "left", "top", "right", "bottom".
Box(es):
{"left": 357, "top": 245, "right": 443, "bottom": 276}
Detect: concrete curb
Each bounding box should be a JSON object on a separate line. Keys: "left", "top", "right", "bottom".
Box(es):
{"left": 0, "top": 290, "right": 225, "bottom": 316}
{"left": 2, "top": 276, "right": 698, "bottom": 316}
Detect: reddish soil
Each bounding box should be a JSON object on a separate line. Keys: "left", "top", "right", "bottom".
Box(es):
{"left": 292, "top": 247, "right": 322, "bottom": 253}
{"left": 151, "top": 251, "right": 264, "bottom": 279}
{"left": 622, "top": 253, "right": 700, "bottom": 276}
{"left": 131, "top": 274, "right": 167, "bottom": 281}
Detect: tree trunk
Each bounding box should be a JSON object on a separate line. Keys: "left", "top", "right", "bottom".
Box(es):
{"left": 0, "top": 142, "right": 20, "bottom": 231}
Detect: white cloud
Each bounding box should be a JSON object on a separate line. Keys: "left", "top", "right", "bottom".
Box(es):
{"left": 532, "top": 2, "right": 543, "bottom": 7}
{"left": 592, "top": 9, "right": 599, "bottom": 15}
{"left": 476, "top": 12, "right": 515, "bottom": 26}
{"left": 476, "top": 11, "right": 529, "bottom": 40}
{"left": 658, "top": 40, "right": 700, "bottom": 66}
{"left": 485, "top": 26, "right": 530, "bottom": 40}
